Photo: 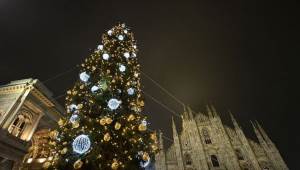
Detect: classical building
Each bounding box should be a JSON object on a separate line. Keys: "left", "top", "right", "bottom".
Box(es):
{"left": 155, "top": 105, "right": 288, "bottom": 170}
{"left": 0, "top": 79, "right": 64, "bottom": 170}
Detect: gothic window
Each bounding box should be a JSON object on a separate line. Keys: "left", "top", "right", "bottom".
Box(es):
{"left": 184, "top": 153, "right": 192, "bottom": 165}
{"left": 210, "top": 155, "right": 220, "bottom": 167}
{"left": 235, "top": 149, "right": 244, "bottom": 160}
{"left": 202, "top": 128, "right": 212, "bottom": 144}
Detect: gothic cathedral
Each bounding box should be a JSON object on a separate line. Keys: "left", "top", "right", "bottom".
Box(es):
{"left": 155, "top": 105, "right": 288, "bottom": 170}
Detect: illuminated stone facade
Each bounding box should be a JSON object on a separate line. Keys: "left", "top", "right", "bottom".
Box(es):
{"left": 155, "top": 106, "right": 288, "bottom": 170}
{"left": 0, "top": 79, "right": 64, "bottom": 170}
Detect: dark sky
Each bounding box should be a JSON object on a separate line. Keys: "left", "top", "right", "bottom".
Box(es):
{"left": 0, "top": 0, "right": 298, "bottom": 168}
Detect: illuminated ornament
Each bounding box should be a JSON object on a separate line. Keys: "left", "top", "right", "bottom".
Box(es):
{"left": 69, "top": 114, "right": 79, "bottom": 123}
{"left": 69, "top": 104, "right": 78, "bottom": 112}
{"left": 49, "top": 130, "right": 58, "bottom": 139}
{"left": 99, "top": 80, "right": 108, "bottom": 91}
{"left": 99, "top": 118, "right": 106, "bottom": 125}
{"left": 118, "top": 35, "right": 124, "bottom": 40}
{"left": 107, "top": 30, "right": 113, "bottom": 36}
{"left": 72, "top": 135, "right": 91, "bottom": 154}
{"left": 150, "top": 133, "right": 157, "bottom": 141}
{"left": 142, "top": 152, "right": 150, "bottom": 161}
{"left": 123, "top": 52, "right": 130, "bottom": 58}
{"left": 141, "top": 120, "right": 147, "bottom": 126}
{"left": 111, "top": 160, "right": 119, "bottom": 170}
{"left": 42, "top": 162, "right": 51, "bottom": 169}
{"left": 132, "top": 53, "right": 137, "bottom": 57}
{"left": 97, "top": 45, "right": 103, "bottom": 50}
{"left": 77, "top": 104, "right": 83, "bottom": 109}
{"left": 91, "top": 85, "right": 100, "bottom": 93}
{"left": 114, "top": 122, "right": 121, "bottom": 130}
{"left": 133, "top": 45, "right": 137, "bottom": 49}
{"left": 73, "top": 159, "right": 83, "bottom": 169}
{"left": 127, "top": 88, "right": 135, "bottom": 95}
{"left": 79, "top": 72, "right": 90, "bottom": 82}
{"left": 58, "top": 119, "right": 65, "bottom": 126}
{"left": 104, "top": 133, "right": 111, "bottom": 141}
{"left": 140, "top": 158, "right": 151, "bottom": 168}
{"left": 124, "top": 29, "right": 128, "bottom": 34}
{"left": 105, "top": 117, "right": 113, "bottom": 124}
{"left": 72, "top": 121, "right": 80, "bottom": 128}
{"left": 61, "top": 147, "right": 68, "bottom": 154}
{"left": 127, "top": 114, "right": 135, "bottom": 121}
{"left": 152, "top": 144, "right": 158, "bottom": 151}
{"left": 119, "top": 64, "right": 126, "bottom": 72}
{"left": 108, "top": 98, "right": 121, "bottom": 110}
{"left": 102, "top": 53, "right": 109, "bottom": 60}
{"left": 138, "top": 124, "right": 147, "bottom": 131}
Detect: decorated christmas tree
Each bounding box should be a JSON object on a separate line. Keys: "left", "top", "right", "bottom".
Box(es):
{"left": 45, "top": 23, "right": 158, "bottom": 170}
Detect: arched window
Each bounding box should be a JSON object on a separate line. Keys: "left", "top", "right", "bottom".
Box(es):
{"left": 202, "top": 128, "right": 212, "bottom": 144}
{"left": 8, "top": 110, "right": 32, "bottom": 138}
{"left": 184, "top": 153, "right": 192, "bottom": 165}
{"left": 235, "top": 149, "right": 244, "bottom": 160}
{"left": 210, "top": 155, "right": 220, "bottom": 167}
{"left": 9, "top": 116, "right": 26, "bottom": 137}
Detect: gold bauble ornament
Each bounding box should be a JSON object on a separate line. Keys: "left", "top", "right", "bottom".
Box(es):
{"left": 104, "top": 133, "right": 111, "bottom": 141}
{"left": 105, "top": 117, "right": 113, "bottom": 124}
{"left": 114, "top": 122, "right": 121, "bottom": 130}
{"left": 127, "top": 114, "right": 135, "bottom": 121}
{"left": 138, "top": 124, "right": 147, "bottom": 131}
{"left": 72, "top": 121, "right": 80, "bottom": 128}
{"left": 42, "top": 161, "right": 51, "bottom": 169}
{"left": 60, "top": 147, "right": 68, "bottom": 154}
{"left": 73, "top": 159, "right": 83, "bottom": 169}
{"left": 49, "top": 141, "right": 56, "bottom": 146}
{"left": 142, "top": 152, "right": 150, "bottom": 161}
{"left": 139, "top": 100, "right": 145, "bottom": 107}
{"left": 58, "top": 119, "right": 64, "bottom": 126}
{"left": 150, "top": 133, "right": 157, "bottom": 141}
{"left": 111, "top": 160, "right": 119, "bottom": 170}
{"left": 152, "top": 144, "right": 158, "bottom": 151}
{"left": 77, "top": 104, "right": 83, "bottom": 109}
{"left": 49, "top": 130, "right": 58, "bottom": 139}
{"left": 100, "top": 118, "right": 106, "bottom": 125}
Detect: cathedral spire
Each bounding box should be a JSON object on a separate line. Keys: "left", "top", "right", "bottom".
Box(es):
{"left": 186, "top": 105, "right": 194, "bottom": 119}
{"left": 158, "top": 130, "right": 164, "bottom": 149}
{"left": 171, "top": 116, "right": 184, "bottom": 169}
{"left": 255, "top": 121, "right": 274, "bottom": 146}
{"left": 171, "top": 117, "right": 178, "bottom": 136}
{"left": 206, "top": 105, "right": 214, "bottom": 118}
{"left": 251, "top": 121, "right": 266, "bottom": 145}
{"left": 229, "top": 111, "right": 240, "bottom": 129}
{"left": 210, "top": 104, "right": 221, "bottom": 119}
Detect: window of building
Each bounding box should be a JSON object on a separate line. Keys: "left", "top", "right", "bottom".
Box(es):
{"left": 235, "top": 149, "right": 244, "bottom": 160}
{"left": 8, "top": 116, "right": 26, "bottom": 137}
{"left": 8, "top": 111, "right": 31, "bottom": 138}
{"left": 202, "top": 128, "right": 212, "bottom": 144}
{"left": 210, "top": 155, "right": 220, "bottom": 167}
{"left": 184, "top": 153, "right": 192, "bottom": 165}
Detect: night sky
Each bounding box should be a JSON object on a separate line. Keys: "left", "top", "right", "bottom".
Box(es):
{"left": 0, "top": 0, "right": 298, "bottom": 168}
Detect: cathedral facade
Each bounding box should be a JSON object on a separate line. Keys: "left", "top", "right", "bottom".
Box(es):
{"left": 155, "top": 106, "right": 288, "bottom": 170}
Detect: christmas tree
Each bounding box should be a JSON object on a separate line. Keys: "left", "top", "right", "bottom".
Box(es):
{"left": 46, "top": 23, "right": 158, "bottom": 170}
